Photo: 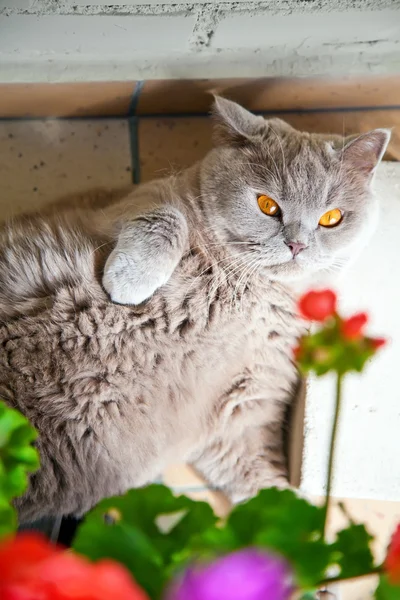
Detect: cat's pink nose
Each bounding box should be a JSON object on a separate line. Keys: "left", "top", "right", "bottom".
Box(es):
{"left": 286, "top": 241, "right": 306, "bottom": 258}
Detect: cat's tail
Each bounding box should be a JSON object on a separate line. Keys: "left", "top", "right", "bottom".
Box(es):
{"left": 0, "top": 212, "right": 108, "bottom": 320}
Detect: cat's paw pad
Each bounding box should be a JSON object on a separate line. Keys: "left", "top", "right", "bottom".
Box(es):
{"left": 103, "top": 250, "right": 167, "bottom": 305}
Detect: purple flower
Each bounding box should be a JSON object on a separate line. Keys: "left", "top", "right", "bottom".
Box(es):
{"left": 168, "top": 548, "right": 293, "bottom": 600}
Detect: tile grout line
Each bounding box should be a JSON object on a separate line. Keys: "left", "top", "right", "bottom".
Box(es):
{"left": 127, "top": 81, "right": 144, "bottom": 185}
{"left": 1, "top": 103, "right": 400, "bottom": 123}
{"left": 128, "top": 117, "right": 141, "bottom": 185}
{"left": 128, "top": 80, "right": 145, "bottom": 117}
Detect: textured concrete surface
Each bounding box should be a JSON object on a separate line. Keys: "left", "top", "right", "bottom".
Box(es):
{"left": 211, "top": 9, "right": 400, "bottom": 49}
{"left": 0, "top": 0, "right": 399, "bottom": 82}
{"left": 1, "top": 15, "right": 196, "bottom": 55}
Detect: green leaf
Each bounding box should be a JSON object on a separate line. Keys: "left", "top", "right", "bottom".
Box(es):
{"left": 1, "top": 465, "right": 31, "bottom": 498}
{"left": 376, "top": 575, "right": 400, "bottom": 599}
{"left": 75, "top": 517, "right": 165, "bottom": 598}
{"left": 73, "top": 484, "right": 217, "bottom": 599}
{"left": 333, "top": 523, "right": 374, "bottom": 579}
{"left": 169, "top": 519, "right": 239, "bottom": 575}
{"left": 0, "top": 401, "right": 39, "bottom": 537}
{"left": 0, "top": 497, "right": 16, "bottom": 537}
{"left": 178, "top": 488, "right": 334, "bottom": 587}
{"left": 226, "top": 488, "right": 332, "bottom": 587}
{"left": 297, "top": 319, "right": 380, "bottom": 378}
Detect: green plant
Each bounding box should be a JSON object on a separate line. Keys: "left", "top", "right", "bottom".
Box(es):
{"left": 0, "top": 401, "right": 39, "bottom": 536}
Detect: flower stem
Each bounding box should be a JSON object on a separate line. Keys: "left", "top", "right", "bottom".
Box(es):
{"left": 322, "top": 372, "right": 343, "bottom": 540}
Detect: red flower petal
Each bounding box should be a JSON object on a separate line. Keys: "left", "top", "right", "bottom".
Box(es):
{"left": 40, "top": 555, "right": 148, "bottom": 600}
{"left": 0, "top": 533, "right": 149, "bottom": 600}
{"left": 0, "top": 533, "right": 62, "bottom": 581}
{"left": 2, "top": 583, "right": 44, "bottom": 600}
{"left": 386, "top": 524, "right": 400, "bottom": 584}
{"left": 38, "top": 551, "right": 94, "bottom": 587}
{"left": 341, "top": 312, "right": 368, "bottom": 340}
{"left": 370, "top": 337, "right": 387, "bottom": 350}
{"left": 90, "top": 561, "right": 150, "bottom": 600}
{"left": 298, "top": 290, "right": 337, "bottom": 322}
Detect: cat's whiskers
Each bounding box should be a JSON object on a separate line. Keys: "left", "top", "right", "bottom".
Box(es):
{"left": 230, "top": 253, "right": 261, "bottom": 313}
{"left": 232, "top": 256, "right": 262, "bottom": 313}
{"left": 234, "top": 162, "right": 280, "bottom": 186}
{"left": 206, "top": 260, "right": 243, "bottom": 306}
{"left": 193, "top": 241, "right": 255, "bottom": 251}
{"left": 234, "top": 161, "right": 277, "bottom": 176}
{"left": 319, "top": 257, "right": 348, "bottom": 276}
{"left": 190, "top": 223, "right": 258, "bottom": 257}
{"left": 90, "top": 241, "right": 113, "bottom": 257}
{"left": 330, "top": 260, "right": 347, "bottom": 272}
{"left": 199, "top": 255, "right": 253, "bottom": 309}
{"left": 260, "top": 142, "right": 281, "bottom": 182}
{"left": 337, "top": 116, "right": 347, "bottom": 180}
{"left": 205, "top": 251, "right": 258, "bottom": 300}
{"left": 204, "top": 250, "right": 260, "bottom": 305}
{"left": 222, "top": 250, "right": 259, "bottom": 280}
{"left": 195, "top": 224, "right": 228, "bottom": 250}
{"left": 188, "top": 191, "right": 210, "bottom": 204}
{"left": 239, "top": 257, "right": 264, "bottom": 314}
{"left": 195, "top": 242, "right": 256, "bottom": 263}
{"left": 218, "top": 252, "right": 259, "bottom": 295}
{"left": 186, "top": 251, "right": 254, "bottom": 297}
{"left": 269, "top": 125, "right": 287, "bottom": 174}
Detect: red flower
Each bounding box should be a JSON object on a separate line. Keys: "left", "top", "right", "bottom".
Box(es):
{"left": 386, "top": 524, "right": 400, "bottom": 584}
{"left": 341, "top": 312, "right": 368, "bottom": 340}
{"left": 298, "top": 290, "right": 337, "bottom": 322}
{"left": 0, "top": 532, "right": 149, "bottom": 600}
{"left": 370, "top": 337, "right": 386, "bottom": 350}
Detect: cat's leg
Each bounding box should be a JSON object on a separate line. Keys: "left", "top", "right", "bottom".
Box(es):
{"left": 103, "top": 206, "right": 188, "bottom": 305}
{"left": 191, "top": 367, "right": 296, "bottom": 503}
{"left": 192, "top": 421, "right": 289, "bottom": 504}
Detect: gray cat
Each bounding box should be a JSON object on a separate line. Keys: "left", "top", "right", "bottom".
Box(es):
{"left": 0, "top": 97, "right": 389, "bottom": 523}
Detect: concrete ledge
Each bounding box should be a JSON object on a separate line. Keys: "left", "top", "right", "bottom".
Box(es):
{"left": 0, "top": 1, "right": 399, "bottom": 82}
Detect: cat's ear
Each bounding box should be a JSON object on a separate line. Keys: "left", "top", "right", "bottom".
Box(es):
{"left": 211, "top": 96, "right": 266, "bottom": 146}
{"left": 341, "top": 129, "right": 391, "bottom": 177}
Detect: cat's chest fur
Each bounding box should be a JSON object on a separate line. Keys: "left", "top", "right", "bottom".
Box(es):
{"left": 0, "top": 238, "right": 302, "bottom": 506}
{"left": 158, "top": 251, "right": 303, "bottom": 444}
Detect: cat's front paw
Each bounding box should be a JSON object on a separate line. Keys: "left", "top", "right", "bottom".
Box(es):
{"left": 103, "top": 250, "right": 168, "bottom": 305}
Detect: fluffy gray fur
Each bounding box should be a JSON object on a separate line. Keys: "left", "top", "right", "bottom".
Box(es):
{"left": 0, "top": 97, "right": 389, "bottom": 522}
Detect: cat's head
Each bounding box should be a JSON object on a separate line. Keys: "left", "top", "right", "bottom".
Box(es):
{"left": 200, "top": 96, "right": 390, "bottom": 282}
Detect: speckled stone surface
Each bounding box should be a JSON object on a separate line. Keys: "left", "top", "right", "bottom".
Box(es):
{"left": 0, "top": 119, "right": 132, "bottom": 218}
{"left": 139, "top": 117, "right": 213, "bottom": 182}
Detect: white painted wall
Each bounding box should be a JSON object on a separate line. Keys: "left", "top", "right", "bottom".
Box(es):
{"left": 0, "top": 0, "right": 399, "bottom": 82}
{"left": 302, "top": 162, "right": 400, "bottom": 501}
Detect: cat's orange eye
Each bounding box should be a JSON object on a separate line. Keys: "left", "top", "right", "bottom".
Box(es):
{"left": 257, "top": 195, "right": 281, "bottom": 217}
{"left": 319, "top": 208, "right": 343, "bottom": 228}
